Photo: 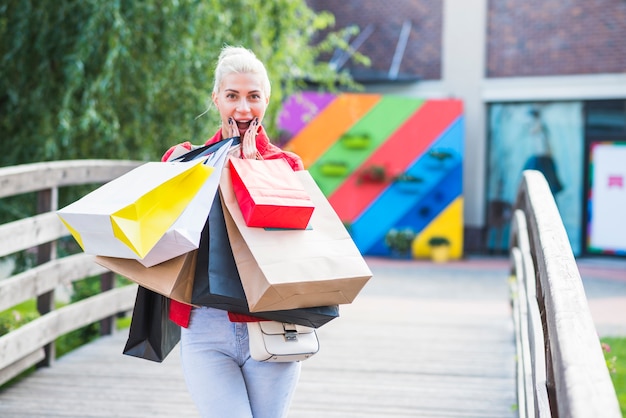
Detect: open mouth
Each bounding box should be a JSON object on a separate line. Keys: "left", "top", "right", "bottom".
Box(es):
{"left": 236, "top": 120, "right": 251, "bottom": 134}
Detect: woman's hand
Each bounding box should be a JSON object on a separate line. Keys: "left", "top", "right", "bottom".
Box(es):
{"left": 241, "top": 117, "right": 261, "bottom": 160}
{"left": 225, "top": 118, "right": 240, "bottom": 139}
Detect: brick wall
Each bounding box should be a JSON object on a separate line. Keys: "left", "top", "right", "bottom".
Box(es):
{"left": 307, "top": 0, "right": 442, "bottom": 80}
{"left": 488, "top": 0, "right": 626, "bottom": 77}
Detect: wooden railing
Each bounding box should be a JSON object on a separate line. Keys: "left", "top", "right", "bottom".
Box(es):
{"left": 0, "top": 160, "right": 142, "bottom": 386}
{"left": 509, "top": 170, "right": 621, "bottom": 417}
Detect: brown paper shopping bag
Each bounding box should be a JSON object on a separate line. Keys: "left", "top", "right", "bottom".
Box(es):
{"left": 220, "top": 167, "right": 372, "bottom": 312}
{"left": 95, "top": 251, "right": 197, "bottom": 304}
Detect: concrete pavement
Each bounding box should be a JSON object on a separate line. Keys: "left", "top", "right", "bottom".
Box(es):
{"left": 362, "top": 255, "right": 626, "bottom": 338}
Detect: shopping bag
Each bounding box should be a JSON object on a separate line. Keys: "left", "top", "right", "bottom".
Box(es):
{"left": 190, "top": 192, "right": 339, "bottom": 328}
{"left": 95, "top": 251, "right": 197, "bottom": 304}
{"left": 57, "top": 140, "right": 231, "bottom": 266}
{"left": 123, "top": 286, "right": 181, "bottom": 362}
{"left": 229, "top": 157, "right": 314, "bottom": 229}
{"left": 136, "top": 142, "right": 231, "bottom": 266}
{"left": 221, "top": 168, "right": 372, "bottom": 312}
{"left": 171, "top": 136, "right": 240, "bottom": 162}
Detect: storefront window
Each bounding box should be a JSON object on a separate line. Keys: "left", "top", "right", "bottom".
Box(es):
{"left": 487, "top": 101, "right": 584, "bottom": 255}
{"left": 586, "top": 100, "right": 626, "bottom": 136}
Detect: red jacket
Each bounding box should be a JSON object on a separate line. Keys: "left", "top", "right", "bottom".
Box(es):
{"left": 162, "top": 127, "right": 304, "bottom": 327}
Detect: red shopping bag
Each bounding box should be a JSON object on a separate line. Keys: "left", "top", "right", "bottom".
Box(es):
{"left": 229, "top": 156, "right": 314, "bottom": 229}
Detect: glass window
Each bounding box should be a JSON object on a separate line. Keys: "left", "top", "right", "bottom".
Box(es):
{"left": 585, "top": 100, "right": 626, "bottom": 136}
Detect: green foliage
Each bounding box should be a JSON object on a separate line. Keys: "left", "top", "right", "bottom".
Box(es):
{"left": 428, "top": 236, "right": 451, "bottom": 247}
{"left": 0, "top": 0, "right": 366, "bottom": 167}
{"left": 601, "top": 337, "right": 626, "bottom": 415}
{"left": 0, "top": 307, "right": 40, "bottom": 337}
{"left": 384, "top": 228, "right": 416, "bottom": 255}
{"left": 55, "top": 276, "right": 105, "bottom": 355}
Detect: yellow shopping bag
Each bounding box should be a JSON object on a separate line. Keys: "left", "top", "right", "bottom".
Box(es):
{"left": 109, "top": 162, "right": 212, "bottom": 258}
{"left": 58, "top": 150, "right": 224, "bottom": 265}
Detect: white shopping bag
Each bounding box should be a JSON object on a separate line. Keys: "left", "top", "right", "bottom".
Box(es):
{"left": 58, "top": 140, "right": 231, "bottom": 266}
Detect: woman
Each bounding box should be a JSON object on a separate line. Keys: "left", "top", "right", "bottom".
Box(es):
{"left": 162, "top": 46, "right": 303, "bottom": 418}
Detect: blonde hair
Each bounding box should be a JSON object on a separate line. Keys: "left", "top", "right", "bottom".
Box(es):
{"left": 212, "top": 46, "right": 271, "bottom": 97}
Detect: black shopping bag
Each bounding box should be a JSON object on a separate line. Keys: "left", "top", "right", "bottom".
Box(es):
{"left": 123, "top": 286, "right": 181, "bottom": 362}
{"left": 191, "top": 193, "right": 339, "bottom": 328}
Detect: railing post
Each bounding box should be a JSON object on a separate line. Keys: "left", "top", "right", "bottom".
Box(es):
{"left": 100, "top": 271, "right": 116, "bottom": 336}
{"left": 36, "top": 188, "right": 57, "bottom": 367}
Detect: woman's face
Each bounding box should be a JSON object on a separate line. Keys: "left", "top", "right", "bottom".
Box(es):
{"left": 212, "top": 72, "right": 269, "bottom": 138}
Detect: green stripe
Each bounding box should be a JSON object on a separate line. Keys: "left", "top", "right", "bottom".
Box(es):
{"left": 309, "top": 96, "right": 424, "bottom": 196}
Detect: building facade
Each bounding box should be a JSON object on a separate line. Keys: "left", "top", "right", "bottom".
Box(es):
{"left": 306, "top": 0, "right": 626, "bottom": 256}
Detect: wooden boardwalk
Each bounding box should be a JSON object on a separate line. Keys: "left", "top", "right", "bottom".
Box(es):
{"left": 0, "top": 258, "right": 517, "bottom": 417}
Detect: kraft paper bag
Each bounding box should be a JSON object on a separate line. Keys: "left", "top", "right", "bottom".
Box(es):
{"left": 58, "top": 141, "right": 231, "bottom": 267}
{"left": 123, "top": 286, "right": 181, "bottom": 362}
{"left": 221, "top": 167, "right": 373, "bottom": 312}
{"left": 95, "top": 251, "right": 197, "bottom": 305}
{"left": 190, "top": 193, "right": 339, "bottom": 328}
{"left": 229, "top": 157, "right": 314, "bottom": 229}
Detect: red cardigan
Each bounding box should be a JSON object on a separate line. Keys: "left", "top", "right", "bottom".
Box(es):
{"left": 162, "top": 127, "right": 304, "bottom": 327}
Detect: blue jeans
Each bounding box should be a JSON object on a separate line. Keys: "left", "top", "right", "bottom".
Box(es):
{"left": 180, "top": 307, "right": 301, "bottom": 418}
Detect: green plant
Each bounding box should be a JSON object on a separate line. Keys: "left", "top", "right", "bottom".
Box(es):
{"left": 428, "top": 236, "right": 451, "bottom": 247}
{"left": 427, "top": 149, "right": 454, "bottom": 170}
{"left": 320, "top": 161, "right": 349, "bottom": 177}
{"left": 0, "top": 309, "right": 40, "bottom": 337}
{"left": 393, "top": 173, "right": 423, "bottom": 183}
{"left": 0, "top": 1, "right": 370, "bottom": 169}
{"left": 357, "top": 165, "right": 387, "bottom": 184}
{"left": 384, "top": 228, "right": 416, "bottom": 255}
{"left": 341, "top": 134, "right": 371, "bottom": 150}
{"left": 428, "top": 150, "right": 454, "bottom": 162}
{"left": 601, "top": 337, "right": 626, "bottom": 415}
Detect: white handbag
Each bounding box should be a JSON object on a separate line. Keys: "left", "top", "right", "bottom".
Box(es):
{"left": 247, "top": 321, "right": 319, "bottom": 362}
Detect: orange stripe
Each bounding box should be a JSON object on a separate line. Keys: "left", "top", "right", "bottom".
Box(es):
{"left": 284, "top": 94, "right": 381, "bottom": 168}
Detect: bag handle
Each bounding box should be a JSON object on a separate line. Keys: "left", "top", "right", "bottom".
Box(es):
{"left": 172, "top": 136, "right": 241, "bottom": 162}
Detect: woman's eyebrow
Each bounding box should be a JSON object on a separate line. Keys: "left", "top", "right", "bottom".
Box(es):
{"left": 224, "top": 88, "right": 261, "bottom": 94}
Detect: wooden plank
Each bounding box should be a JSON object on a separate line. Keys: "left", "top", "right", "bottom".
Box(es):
{"left": 0, "top": 349, "right": 45, "bottom": 387}
{"left": 517, "top": 170, "right": 621, "bottom": 417}
{"left": 292, "top": 295, "right": 517, "bottom": 418}
{"left": 0, "top": 285, "right": 137, "bottom": 371}
{"left": 0, "top": 332, "right": 197, "bottom": 418}
{"left": 0, "top": 261, "right": 517, "bottom": 418}
{"left": 0, "top": 212, "right": 69, "bottom": 258}
{"left": 0, "top": 160, "right": 141, "bottom": 198}
{"left": 0, "top": 253, "right": 109, "bottom": 311}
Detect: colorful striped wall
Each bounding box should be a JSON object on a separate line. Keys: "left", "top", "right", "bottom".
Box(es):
{"left": 278, "top": 92, "right": 464, "bottom": 259}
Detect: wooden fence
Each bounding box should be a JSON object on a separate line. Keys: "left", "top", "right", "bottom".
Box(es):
{"left": 0, "top": 160, "right": 141, "bottom": 386}
{"left": 509, "top": 170, "right": 621, "bottom": 417}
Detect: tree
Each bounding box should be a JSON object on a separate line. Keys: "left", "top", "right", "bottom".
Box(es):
{"left": 0, "top": 0, "right": 366, "bottom": 166}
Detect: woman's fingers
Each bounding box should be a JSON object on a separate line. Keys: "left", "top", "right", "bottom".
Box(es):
{"left": 241, "top": 118, "right": 259, "bottom": 159}
{"left": 227, "top": 117, "right": 239, "bottom": 138}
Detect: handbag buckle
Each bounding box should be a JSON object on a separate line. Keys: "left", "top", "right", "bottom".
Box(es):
{"left": 283, "top": 323, "right": 298, "bottom": 342}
